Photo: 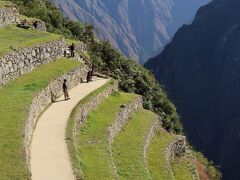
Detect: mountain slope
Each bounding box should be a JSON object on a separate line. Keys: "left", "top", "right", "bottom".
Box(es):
{"left": 54, "top": 0, "right": 210, "bottom": 63}
{"left": 145, "top": 0, "right": 240, "bottom": 179}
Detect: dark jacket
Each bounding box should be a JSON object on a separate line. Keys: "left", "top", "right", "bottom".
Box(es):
{"left": 63, "top": 82, "right": 68, "bottom": 91}
{"left": 69, "top": 44, "right": 75, "bottom": 51}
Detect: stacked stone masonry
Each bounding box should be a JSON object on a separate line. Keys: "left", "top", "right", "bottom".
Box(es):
{"left": 0, "top": 40, "right": 66, "bottom": 86}
{"left": 143, "top": 121, "right": 160, "bottom": 176}
{"left": 18, "top": 19, "right": 46, "bottom": 31}
{"left": 72, "top": 82, "right": 118, "bottom": 136}
{"left": 0, "top": 4, "right": 19, "bottom": 27}
{"left": 108, "top": 97, "right": 143, "bottom": 144}
{"left": 71, "top": 89, "right": 142, "bottom": 178}
{"left": 24, "top": 66, "right": 89, "bottom": 173}
{"left": 166, "top": 135, "right": 186, "bottom": 162}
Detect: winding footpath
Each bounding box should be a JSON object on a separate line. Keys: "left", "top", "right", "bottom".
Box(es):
{"left": 30, "top": 78, "right": 109, "bottom": 180}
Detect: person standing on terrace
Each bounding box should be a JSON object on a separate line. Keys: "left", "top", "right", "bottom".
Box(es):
{"left": 62, "top": 79, "right": 70, "bottom": 100}
{"left": 69, "top": 43, "right": 76, "bottom": 57}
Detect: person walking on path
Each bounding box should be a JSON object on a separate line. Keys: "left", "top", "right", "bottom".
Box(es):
{"left": 69, "top": 43, "right": 75, "bottom": 57}
{"left": 63, "top": 79, "right": 70, "bottom": 100}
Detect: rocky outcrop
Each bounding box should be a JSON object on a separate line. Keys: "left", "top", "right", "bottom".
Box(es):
{"left": 163, "top": 134, "right": 186, "bottom": 180}
{"left": 0, "top": 39, "right": 65, "bottom": 86}
{"left": 108, "top": 97, "right": 143, "bottom": 144}
{"left": 167, "top": 136, "right": 186, "bottom": 161}
{"left": 18, "top": 19, "right": 46, "bottom": 31}
{"left": 34, "top": 21, "right": 46, "bottom": 31}
{"left": 24, "top": 65, "right": 89, "bottom": 172}
{"left": 0, "top": 3, "right": 19, "bottom": 27}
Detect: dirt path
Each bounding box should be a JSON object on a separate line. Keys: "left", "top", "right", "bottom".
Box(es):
{"left": 30, "top": 78, "right": 109, "bottom": 180}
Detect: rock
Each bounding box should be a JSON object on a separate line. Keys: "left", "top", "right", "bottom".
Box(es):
{"left": 0, "top": 4, "right": 19, "bottom": 28}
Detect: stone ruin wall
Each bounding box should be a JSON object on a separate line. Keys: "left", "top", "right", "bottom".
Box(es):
{"left": 0, "top": 40, "right": 66, "bottom": 86}
{"left": 0, "top": 4, "right": 19, "bottom": 27}
{"left": 0, "top": 39, "right": 88, "bottom": 86}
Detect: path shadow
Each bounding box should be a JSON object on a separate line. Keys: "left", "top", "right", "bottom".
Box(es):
{"left": 53, "top": 99, "right": 69, "bottom": 103}
{"left": 82, "top": 76, "right": 107, "bottom": 84}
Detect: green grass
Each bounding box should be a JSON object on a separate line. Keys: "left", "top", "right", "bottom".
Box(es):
{"left": 0, "top": 26, "right": 61, "bottom": 56}
{"left": 20, "top": 15, "right": 41, "bottom": 22}
{"left": 67, "top": 79, "right": 115, "bottom": 178}
{"left": 66, "top": 38, "right": 84, "bottom": 46}
{"left": 112, "top": 108, "right": 158, "bottom": 180}
{"left": 0, "top": 58, "right": 82, "bottom": 179}
{"left": 171, "top": 157, "right": 195, "bottom": 180}
{"left": 147, "top": 129, "right": 177, "bottom": 180}
{"left": 0, "top": 1, "right": 15, "bottom": 7}
{"left": 74, "top": 92, "right": 138, "bottom": 179}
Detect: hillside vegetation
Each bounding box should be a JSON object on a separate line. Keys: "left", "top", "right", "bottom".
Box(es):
{"left": 11, "top": 0, "right": 94, "bottom": 43}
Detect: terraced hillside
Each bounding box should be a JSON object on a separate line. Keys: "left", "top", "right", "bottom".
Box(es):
{"left": 0, "top": 1, "right": 219, "bottom": 179}
{"left": 68, "top": 88, "right": 205, "bottom": 180}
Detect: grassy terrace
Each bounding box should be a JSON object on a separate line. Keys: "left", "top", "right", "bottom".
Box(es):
{"left": 67, "top": 80, "right": 115, "bottom": 178}
{"left": 73, "top": 92, "right": 138, "bottom": 179}
{"left": 0, "top": 1, "right": 15, "bottom": 7}
{"left": 171, "top": 156, "right": 196, "bottom": 180}
{"left": 20, "top": 15, "right": 41, "bottom": 22}
{"left": 0, "top": 26, "right": 61, "bottom": 56}
{"left": 147, "top": 129, "right": 177, "bottom": 180}
{"left": 112, "top": 108, "right": 158, "bottom": 180}
{"left": 0, "top": 58, "right": 82, "bottom": 179}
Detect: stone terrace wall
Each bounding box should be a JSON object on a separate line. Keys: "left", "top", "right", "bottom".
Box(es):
{"left": 0, "top": 4, "right": 19, "bottom": 27}
{"left": 18, "top": 19, "right": 46, "bottom": 31}
{"left": 0, "top": 40, "right": 66, "bottom": 86}
{"left": 24, "top": 65, "right": 89, "bottom": 173}
{"left": 35, "top": 21, "right": 46, "bottom": 31}
{"left": 108, "top": 97, "right": 143, "bottom": 144}
{"left": 108, "top": 96, "right": 142, "bottom": 177}
{"left": 70, "top": 87, "right": 142, "bottom": 178}
{"left": 72, "top": 82, "right": 118, "bottom": 135}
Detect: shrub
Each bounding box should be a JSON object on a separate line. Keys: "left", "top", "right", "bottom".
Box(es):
{"left": 90, "top": 41, "right": 183, "bottom": 133}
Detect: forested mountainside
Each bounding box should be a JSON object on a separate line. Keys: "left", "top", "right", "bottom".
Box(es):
{"left": 54, "top": 0, "right": 210, "bottom": 63}
{"left": 146, "top": 0, "right": 240, "bottom": 179}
